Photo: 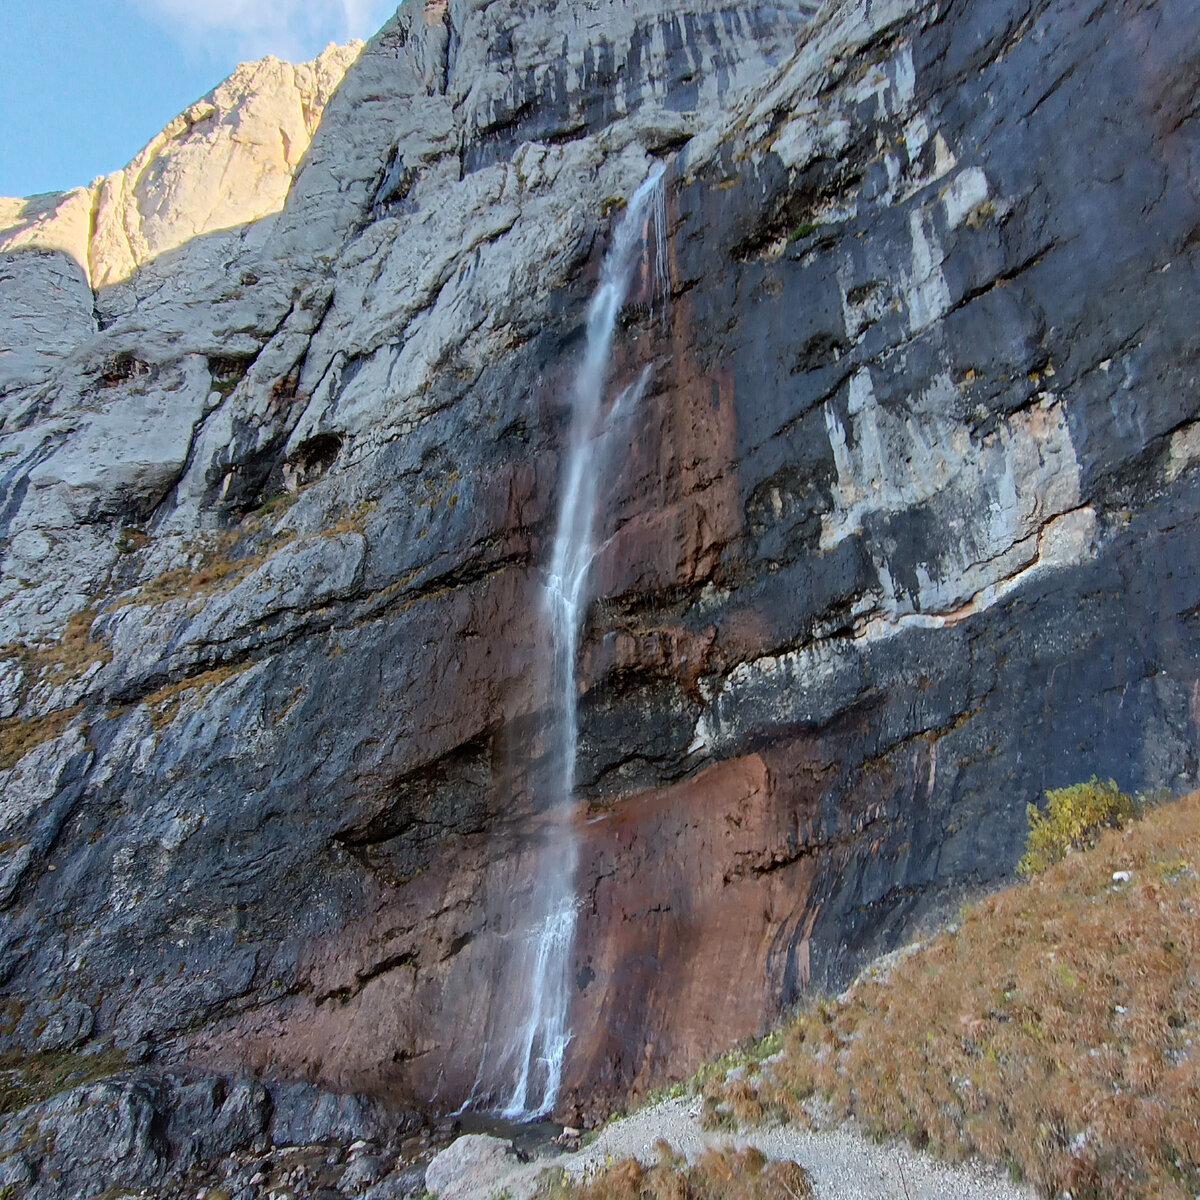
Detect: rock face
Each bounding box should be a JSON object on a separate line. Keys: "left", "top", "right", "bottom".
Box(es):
{"left": 1, "top": 0, "right": 1199, "bottom": 1167}
{"left": 0, "top": 42, "right": 361, "bottom": 398}
{"left": 86, "top": 44, "right": 364, "bottom": 289}
{"left": 425, "top": 1135, "right": 514, "bottom": 1200}
{"left": 0, "top": 1070, "right": 422, "bottom": 1200}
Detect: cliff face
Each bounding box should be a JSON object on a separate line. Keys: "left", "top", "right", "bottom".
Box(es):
{"left": 1, "top": 0, "right": 1199, "bottom": 1166}
{"left": 0, "top": 42, "right": 363, "bottom": 402}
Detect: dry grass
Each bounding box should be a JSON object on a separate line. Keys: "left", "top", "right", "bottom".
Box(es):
{"left": 125, "top": 495, "right": 373, "bottom": 612}
{"left": 699, "top": 1079, "right": 787, "bottom": 1134}
{"left": 119, "top": 491, "right": 313, "bottom": 611}
{"left": 2, "top": 608, "right": 113, "bottom": 683}
{"left": 741, "top": 790, "right": 1200, "bottom": 1199}
{"left": 142, "top": 662, "right": 253, "bottom": 730}
{"left": 0, "top": 609, "right": 108, "bottom": 769}
{"left": 37, "top": 608, "right": 113, "bottom": 673}
{"left": 133, "top": 555, "right": 247, "bottom": 606}
{"left": 326, "top": 497, "right": 378, "bottom": 537}
{"left": 0, "top": 706, "right": 83, "bottom": 769}
{"left": 536, "top": 1145, "right": 812, "bottom": 1200}
{"left": 128, "top": 530, "right": 291, "bottom": 610}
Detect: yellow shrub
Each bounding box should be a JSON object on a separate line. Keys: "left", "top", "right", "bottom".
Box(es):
{"left": 534, "top": 1147, "right": 812, "bottom": 1200}
{"left": 1017, "top": 776, "right": 1136, "bottom": 878}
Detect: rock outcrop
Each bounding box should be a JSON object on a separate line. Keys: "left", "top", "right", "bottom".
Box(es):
{"left": 0, "top": 42, "right": 361, "bottom": 398}
{"left": 1, "top": 0, "right": 1199, "bottom": 1183}
{"left": 86, "top": 43, "right": 364, "bottom": 289}
{"left": 0, "top": 1068, "right": 423, "bottom": 1200}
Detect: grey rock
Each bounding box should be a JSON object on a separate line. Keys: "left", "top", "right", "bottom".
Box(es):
{"left": 0, "top": 189, "right": 96, "bottom": 396}
{"left": 363, "top": 1164, "right": 429, "bottom": 1200}
{"left": 0, "top": 842, "right": 34, "bottom": 908}
{"left": 339, "top": 1152, "right": 392, "bottom": 1193}
{"left": 0, "top": 1079, "right": 166, "bottom": 1200}
{"left": 168, "top": 1076, "right": 271, "bottom": 1168}
{"left": 0, "top": 1149, "right": 35, "bottom": 1192}
{"left": 0, "top": 1069, "right": 405, "bottom": 1200}
{"left": 426, "top": 1135, "right": 513, "bottom": 1200}
{"left": 269, "top": 1081, "right": 404, "bottom": 1148}
{"left": 33, "top": 1000, "right": 95, "bottom": 1052}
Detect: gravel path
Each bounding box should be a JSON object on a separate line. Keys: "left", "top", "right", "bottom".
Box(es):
{"left": 462, "top": 1097, "right": 1036, "bottom": 1199}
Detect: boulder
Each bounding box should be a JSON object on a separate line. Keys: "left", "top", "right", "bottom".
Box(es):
{"left": 425, "top": 1135, "right": 513, "bottom": 1200}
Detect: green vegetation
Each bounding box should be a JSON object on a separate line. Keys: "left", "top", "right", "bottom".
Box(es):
{"left": 254, "top": 491, "right": 298, "bottom": 519}
{"left": 1018, "top": 776, "right": 1137, "bottom": 877}
{"left": 703, "top": 788, "right": 1200, "bottom": 1200}
{"left": 787, "top": 222, "right": 818, "bottom": 243}
{"left": 535, "top": 1145, "right": 811, "bottom": 1200}
{"left": 207, "top": 355, "right": 251, "bottom": 399}
{"left": 0, "top": 1047, "right": 128, "bottom": 1118}
{"left": 116, "top": 528, "right": 149, "bottom": 556}
{"left": 629, "top": 1031, "right": 785, "bottom": 1118}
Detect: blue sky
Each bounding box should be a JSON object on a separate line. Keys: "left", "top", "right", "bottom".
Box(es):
{"left": 0, "top": 0, "right": 397, "bottom": 199}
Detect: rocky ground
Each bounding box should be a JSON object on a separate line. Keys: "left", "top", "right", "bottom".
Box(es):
{"left": 0, "top": 1081, "right": 1033, "bottom": 1200}
{"left": 0, "top": 1049, "right": 1032, "bottom": 1200}
{"left": 424, "top": 1100, "right": 1037, "bottom": 1200}
{"left": 0, "top": 1068, "right": 430, "bottom": 1199}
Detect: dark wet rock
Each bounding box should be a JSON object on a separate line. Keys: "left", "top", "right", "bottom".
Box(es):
{"left": 269, "top": 1081, "right": 413, "bottom": 1148}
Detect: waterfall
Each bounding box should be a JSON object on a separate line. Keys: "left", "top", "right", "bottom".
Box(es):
{"left": 651, "top": 178, "right": 669, "bottom": 329}
{"left": 490, "top": 165, "right": 668, "bottom": 1121}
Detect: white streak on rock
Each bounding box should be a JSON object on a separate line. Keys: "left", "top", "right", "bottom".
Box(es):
{"left": 944, "top": 166, "right": 990, "bottom": 230}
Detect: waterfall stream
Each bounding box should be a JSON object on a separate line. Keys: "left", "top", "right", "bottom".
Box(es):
{"left": 491, "top": 165, "right": 668, "bottom": 1120}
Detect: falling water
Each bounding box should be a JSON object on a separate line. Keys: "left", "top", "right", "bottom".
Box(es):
{"left": 651, "top": 177, "right": 669, "bottom": 329}
{"left": 492, "top": 165, "right": 668, "bottom": 1120}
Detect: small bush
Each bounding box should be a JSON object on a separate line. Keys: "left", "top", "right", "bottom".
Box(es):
{"left": 254, "top": 491, "right": 297, "bottom": 518}
{"left": 116, "top": 528, "right": 148, "bottom": 556}
{"left": 535, "top": 1146, "right": 812, "bottom": 1200}
{"left": 1018, "top": 777, "right": 1136, "bottom": 877}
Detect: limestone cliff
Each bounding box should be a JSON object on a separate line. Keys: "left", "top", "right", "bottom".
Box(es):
{"left": 2, "top": 0, "right": 1199, "bottom": 1192}
{"left": 0, "top": 42, "right": 361, "bottom": 394}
